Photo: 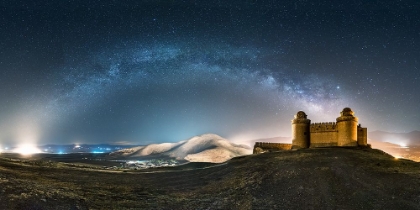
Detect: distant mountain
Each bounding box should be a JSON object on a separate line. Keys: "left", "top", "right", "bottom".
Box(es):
{"left": 368, "top": 130, "right": 420, "bottom": 146}
{"left": 110, "top": 134, "right": 252, "bottom": 163}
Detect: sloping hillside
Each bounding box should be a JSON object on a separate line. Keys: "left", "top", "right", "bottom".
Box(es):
{"left": 1, "top": 147, "right": 420, "bottom": 209}
{"left": 368, "top": 131, "right": 420, "bottom": 161}
{"left": 109, "top": 134, "right": 252, "bottom": 163}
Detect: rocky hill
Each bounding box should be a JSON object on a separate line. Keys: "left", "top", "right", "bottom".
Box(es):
{"left": 1, "top": 147, "right": 420, "bottom": 209}
{"left": 109, "top": 134, "right": 252, "bottom": 163}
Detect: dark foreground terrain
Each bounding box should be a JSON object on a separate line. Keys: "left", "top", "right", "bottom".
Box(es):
{"left": 1, "top": 148, "right": 420, "bottom": 209}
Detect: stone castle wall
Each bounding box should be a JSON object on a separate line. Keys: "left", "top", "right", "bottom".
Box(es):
{"left": 310, "top": 122, "right": 337, "bottom": 132}
{"left": 309, "top": 122, "right": 338, "bottom": 147}
{"left": 253, "top": 142, "right": 292, "bottom": 154}
{"left": 357, "top": 127, "right": 368, "bottom": 146}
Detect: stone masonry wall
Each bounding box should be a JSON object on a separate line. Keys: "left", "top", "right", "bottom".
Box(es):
{"left": 253, "top": 142, "right": 292, "bottom": 154}
{"left": 357, "top": 127, "right": 368, "bottom": 146}
{"left": 309, "top": 122, "right": 338, "bottom": 147}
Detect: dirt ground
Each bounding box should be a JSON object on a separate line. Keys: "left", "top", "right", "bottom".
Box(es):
{"left": 1, "top": 147, "right": 420, "bottom": 209}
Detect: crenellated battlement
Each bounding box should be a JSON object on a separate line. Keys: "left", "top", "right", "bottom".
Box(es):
{"left": 310, "top": 122, "right": 337, "bottom": 132}
{"left": 311, "top": 122, "right": 336, "bottom": 126}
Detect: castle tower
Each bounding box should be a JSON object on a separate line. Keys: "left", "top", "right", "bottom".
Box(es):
{"left": 336, "top": 107, "right": 358, "bottom": 146}
{"left": 291, "top": 111, "right": 311, "bottom": 149}
{"left": 357, "top": 124, "right": 368, "bottom": 146}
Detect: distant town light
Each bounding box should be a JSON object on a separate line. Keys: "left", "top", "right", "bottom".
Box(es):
{"left": 13, "top": 144, "right": 42, "bottom": 155}
{"left": 398, "top": 142, "right": 408, "bottom": 148}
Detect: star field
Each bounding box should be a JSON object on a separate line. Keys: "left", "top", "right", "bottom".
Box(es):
{"left": 0, "top": 1, "right": 419, "bottom": 145}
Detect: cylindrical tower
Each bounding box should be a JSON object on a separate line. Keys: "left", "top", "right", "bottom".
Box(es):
{"left": 291, "top": 111, "right": 311, "bottom": 149}
{"left": 336, "top": 107, "right": 358, "bottom": 146}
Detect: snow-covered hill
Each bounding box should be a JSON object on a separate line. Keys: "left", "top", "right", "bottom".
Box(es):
{"left": 110, "top": 134, "right": 252, "bottom": 163}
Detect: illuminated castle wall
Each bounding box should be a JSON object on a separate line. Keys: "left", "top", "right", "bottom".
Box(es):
{"left": 292, "top": 107, "right": 367, "bottom": 148}
{"left": 253, "top": 108, "right": 368, "bottom": 153}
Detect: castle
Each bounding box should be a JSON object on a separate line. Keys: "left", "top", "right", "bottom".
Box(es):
{"left": 253, "top": 107, "right": 368, "bottom": 154}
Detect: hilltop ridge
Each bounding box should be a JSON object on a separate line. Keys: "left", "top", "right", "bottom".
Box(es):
{"left": 1, "top": 147, "right": 420, "bottom": 209}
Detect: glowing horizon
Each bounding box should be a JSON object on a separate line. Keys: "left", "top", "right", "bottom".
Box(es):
{"left": 12, "top": 144, "right": 43, "bottom": 155}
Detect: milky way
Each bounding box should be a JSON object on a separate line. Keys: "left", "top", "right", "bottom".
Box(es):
{"left": 0, "top": 1, "right": 419, "bottom": 145}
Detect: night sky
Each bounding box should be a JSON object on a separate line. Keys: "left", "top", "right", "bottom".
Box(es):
{"left": 1, "top": 1, "right": 419, "bottom": 146}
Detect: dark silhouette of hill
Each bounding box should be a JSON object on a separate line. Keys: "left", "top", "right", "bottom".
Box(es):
{"left": 1, "top": 147, "right": 420, "bottom": 209}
